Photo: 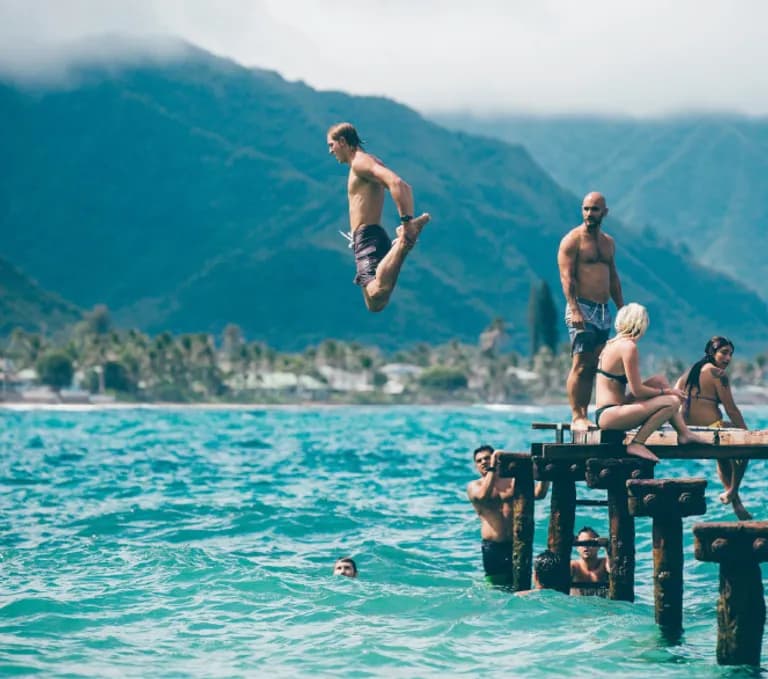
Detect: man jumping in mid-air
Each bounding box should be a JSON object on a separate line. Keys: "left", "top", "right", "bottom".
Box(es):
{"left": 327, "top": 122, "right": 430, "bottom": 312}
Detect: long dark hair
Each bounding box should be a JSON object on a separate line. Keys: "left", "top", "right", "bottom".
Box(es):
{"left": 684, "top": 336, "right": 735, "bottom": 396}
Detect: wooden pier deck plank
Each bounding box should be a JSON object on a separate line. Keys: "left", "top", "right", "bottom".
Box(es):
{"left": 533, "top": 422, "right": 768, "bottom": 445}
{"left": 642, "top": 429, "right": 768, "bottom": 446}
{"left": 531, "top": 424, "right": 768, "bottom": 458}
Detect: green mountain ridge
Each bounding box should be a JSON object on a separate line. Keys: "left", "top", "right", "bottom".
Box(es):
{"left": 432, "top": 113, "right": 768, "bottom": 303}
{"left": 2, "top": 45, "right": 767, "bottom": 356}
{"left": 0, "top": 257, "right": 81, "bottom": 336}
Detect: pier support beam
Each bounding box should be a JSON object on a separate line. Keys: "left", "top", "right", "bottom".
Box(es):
{"left": 693, "top": 521, "right": 768, "bottom": 666}
{"left": 585, "top": 458, "right": 654, "bottom": 602}
{"left": 498, "top": 452, "right": 535, "bottom": 592}
{"left": 533, "top": 457, "right": 586, "bottom": 594}
{"left": 627, "top": 478, "right": 707, "bottom": 639}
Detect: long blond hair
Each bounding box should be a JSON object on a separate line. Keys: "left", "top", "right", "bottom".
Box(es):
{"left": 614, "top": 303, "right": 649, "bottom": 339}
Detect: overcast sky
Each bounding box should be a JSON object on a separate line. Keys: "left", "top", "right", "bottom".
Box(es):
{"left": 1, "top": 0, "right": 767, "bottom": 116}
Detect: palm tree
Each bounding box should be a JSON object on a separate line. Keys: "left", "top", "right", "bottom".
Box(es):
{"left": 222, "top": 324, "right": 245, "bottom": 358}
{"left": 7, "top": 329, "right": 46, "bottom": 368}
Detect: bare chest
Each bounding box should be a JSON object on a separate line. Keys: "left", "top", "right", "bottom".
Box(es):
{"left": 578, "top": 236, "right": 612, "bottom": 265}
{"left": 473, "top": 483, "right": 515, "bottom": 510}
{"left": 348, "top": 171, "right": 383, "bottom": 200}
{"left": 579, "top": 561, "right": 608, "bottom": 581}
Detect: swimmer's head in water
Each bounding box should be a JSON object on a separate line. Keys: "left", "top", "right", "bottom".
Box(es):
{"left": 533, "top": 550, "right": 562, "bottom": 589}
{"left": 333, "top": 557, "right": 357, "bottom": 578}
{"left": 473, "top": 444, "right": 494, "bottom": 474}
{"left": 575, "top": 526, "right": 600, "bottom": 560}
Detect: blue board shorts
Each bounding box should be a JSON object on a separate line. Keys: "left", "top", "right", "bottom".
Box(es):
{"left": 565, "top": 298, "right": 611, "bottom": 355}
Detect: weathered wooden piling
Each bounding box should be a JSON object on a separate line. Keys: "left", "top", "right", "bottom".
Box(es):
{"left": 585, "top": 457, "right": 654, "bottom": 602}
{"left": 627, "top": 478, "right": 707, "bottom": 637}
{"left": 693, "top": 521, "right": 768, "bottom": 666}
{"left": 497, "top": 452, "right": 535, "bottom": 591}
{"left": 532, "top": 453, "right": 586, "bottom": 594}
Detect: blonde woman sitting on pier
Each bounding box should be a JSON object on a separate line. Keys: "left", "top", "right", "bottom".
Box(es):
{"left": 594, "top": 303, "right": 705, "bottom": 463}
{"left": 675, "top": 336, "right": 751, "bottom": 520}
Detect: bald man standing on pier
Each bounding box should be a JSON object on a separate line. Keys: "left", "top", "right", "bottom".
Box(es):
{"left": 558, "top": 192, "right": 624, "bottom": 430}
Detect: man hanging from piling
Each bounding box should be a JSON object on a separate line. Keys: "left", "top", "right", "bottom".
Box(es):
{"left": 467, "top": 445, "right": 547, "bottom": 586}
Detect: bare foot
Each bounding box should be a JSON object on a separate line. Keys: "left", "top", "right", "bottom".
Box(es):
{"left": 396, "top": 213, "right": 431, "bottom": 250}
{"left": 626, "top": 441, "right": 660, "bottom": 463}
{"left": 571, "top": 417, "right": 593, "bottom": 432}
{"left": 731, "top": 494, "right": 753, "bottom": 521}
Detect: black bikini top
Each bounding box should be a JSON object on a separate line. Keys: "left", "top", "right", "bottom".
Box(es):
{"left": 596, "top": 367, "right": 629, "bottom": 385}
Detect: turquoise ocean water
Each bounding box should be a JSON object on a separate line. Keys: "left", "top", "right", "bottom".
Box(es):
{"left": 2, "top": 404, "right": 768, "bottom": 678}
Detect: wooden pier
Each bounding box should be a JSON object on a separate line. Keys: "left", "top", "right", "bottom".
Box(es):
{"left": 496, "top": 423, "right": 768, "bottom": 666}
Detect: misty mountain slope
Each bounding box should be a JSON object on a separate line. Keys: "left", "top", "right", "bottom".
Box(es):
{"left": 434, "top": 113, "right": 768, "bottom": 301}
{"left": 2, "top": 45, "right": 767, "bottom": 355}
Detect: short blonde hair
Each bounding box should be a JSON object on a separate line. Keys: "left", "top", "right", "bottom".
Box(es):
{"left": 614, "top": 303, "right": 649, "bottom": 339}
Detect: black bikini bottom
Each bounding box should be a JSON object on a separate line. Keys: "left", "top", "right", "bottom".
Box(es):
{"left": 595, "top": 404, "right": 621, "bottom": 428}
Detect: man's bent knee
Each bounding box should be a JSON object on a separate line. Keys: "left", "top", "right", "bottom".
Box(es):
{"left": 365, "top": 298, "right": 389, "bottom": 313}
{"left": 363, "top": 286, "right": 391, "bottom": 313}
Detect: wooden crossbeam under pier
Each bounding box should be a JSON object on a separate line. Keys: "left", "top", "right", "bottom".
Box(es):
{"left": 539, "top": 441, "right": 768, "bottom": 461}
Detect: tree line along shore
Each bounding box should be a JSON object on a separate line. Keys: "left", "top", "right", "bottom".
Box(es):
{"left": 2, "top": 295, "right": 767, "bottom": 406}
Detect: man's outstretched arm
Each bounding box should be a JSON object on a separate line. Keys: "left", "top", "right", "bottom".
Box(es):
{"left": 353, "top": 153, "right": 414, "bottom": 218}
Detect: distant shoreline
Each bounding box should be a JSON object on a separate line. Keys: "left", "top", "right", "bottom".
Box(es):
{"left": 0, "top": 401, "right": 559, "bottom": 412}
{"left": 2, "top": 400, "right": 767, "bottom": 413}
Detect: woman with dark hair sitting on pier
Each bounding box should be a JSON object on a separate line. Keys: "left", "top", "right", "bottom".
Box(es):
{"left": 594, "top": 303, "right": 705, "bottom": 463}
{"left": 675, "top": 336, "right": 750, "bottom": 520}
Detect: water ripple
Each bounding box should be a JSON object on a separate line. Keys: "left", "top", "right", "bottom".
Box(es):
{"left": 1, "top": 406, "right": 767, "bottom": 677}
